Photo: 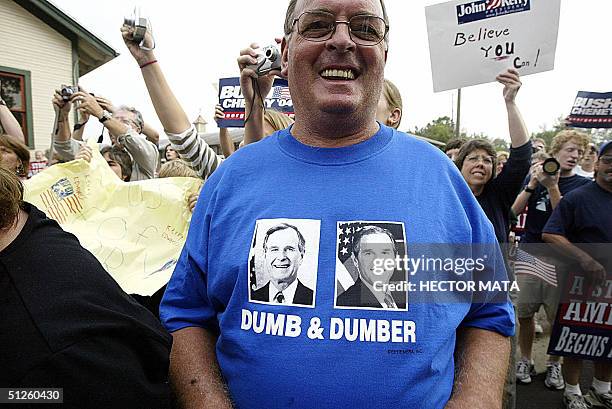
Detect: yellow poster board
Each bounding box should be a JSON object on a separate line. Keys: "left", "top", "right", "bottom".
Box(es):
{"left": 24, "top": 141, "right": 202, "bottom": 296}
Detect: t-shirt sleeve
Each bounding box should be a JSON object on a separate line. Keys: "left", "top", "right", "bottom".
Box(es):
{"left": 460, "top": 248, "right": 516, "bottom": 337}
{"left": 542, "top": 194, "right": 574, "bottom": 237}
{"left": 455, "top": 173, "right": 515, "bottom": 336}
{"left": 160, "top": 173, "right": 222, "bottom": 333}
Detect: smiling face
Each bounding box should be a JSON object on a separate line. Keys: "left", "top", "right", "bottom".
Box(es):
{"left": 264, "top": 227, "right": 304, "bottom": 289}
{"left": 461, "top": 148, "right": 494, "bottom": 193}
{"left": 282, "top": 0, "right": 387, "bottom": 123}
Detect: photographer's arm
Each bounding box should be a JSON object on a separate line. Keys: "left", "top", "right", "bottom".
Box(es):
{"left": 215, "top": 106, "right": 235, "bottom": 158}
{"left": 0, "top": 102, "right": 25, "bottom": 142}
{"left": 170, "top": 327, "right": 233, "bottom": 409}
{"left": 51, "top": 91, "right": 82, "bottom": 161}
{"left": 238, "top": 42, "right": 281, "bottom": 146}
{"left": 445, "top": 327, "right": 509, "bottom": 409}
{"left": 497, "top": 69, "right": 529, "bottom": 148}
{"left": 51, "top": 92, "right": 72, "bottom": 143}
{"left": 70, "top": 92, "right": 129, "bottom": 140}
{"left": 120, "top": 27, "right": 189, "bottom": 134}
{"left": 71, "top": 111, "right": 90, "bottom": 142}
{"left": 142, "top": 122, "right": 160, "bottom": 146}
{"left": 121, "top": 25, "right": 220, "bottom": 179}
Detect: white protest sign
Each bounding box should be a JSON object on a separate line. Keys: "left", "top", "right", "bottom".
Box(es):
{"left": 425, "top": 0, "right": 560, "bottom": 92}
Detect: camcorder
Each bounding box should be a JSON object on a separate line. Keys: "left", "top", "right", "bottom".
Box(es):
{"left": 542, "top": 157, "right": 561, "bottom": 175}
{"left": 248, "top": 45, "right": 281, "bottom": 76}
{"left": 124, "top": 7, "right": 154, "bottom": 51}
{"left": 60, "top": 85, "right": 79, "bottom": 102}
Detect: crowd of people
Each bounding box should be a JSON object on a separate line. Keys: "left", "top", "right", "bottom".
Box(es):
{"left": 1, "top": 0, "right": 611, "bottom": 408}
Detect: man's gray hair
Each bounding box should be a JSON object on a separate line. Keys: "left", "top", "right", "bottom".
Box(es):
{"left": 283, "top": 0, "right": 390, "bottom": 45}
{"left": 117, "top": 105, "right": 144, "bottom": 133}
{"left": 263, "top": 223, "right": 306, "bottom": 256}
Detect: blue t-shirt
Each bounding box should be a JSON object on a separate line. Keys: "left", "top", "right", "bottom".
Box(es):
{"left": 160, "top": 125, "right": 515, "bottom": 409}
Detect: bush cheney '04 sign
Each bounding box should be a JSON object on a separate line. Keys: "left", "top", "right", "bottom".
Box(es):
{"left": 566, "top": 91, "right": 612, "bottom": 129}
{"left": 425, "top": 0, "right": 560, "bottom": 92}
{"left": 217, "top": 77, "right": 294, "bottom": 128}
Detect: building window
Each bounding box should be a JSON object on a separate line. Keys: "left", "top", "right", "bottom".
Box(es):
{"left": 0, "top": 68, "right": 32, "bottom": 146}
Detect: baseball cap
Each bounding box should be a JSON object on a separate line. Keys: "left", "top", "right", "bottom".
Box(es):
{"left": 599, "top": 140, "right": 612, "bottom": 157}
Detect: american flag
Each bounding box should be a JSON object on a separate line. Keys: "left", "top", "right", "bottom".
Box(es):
{"left": 272, "top": 86, "right": 291, "bottom": 100}
{"left": 514, "top": 248, "right": 557, "bottom": 287}
{"left": 336, "top": 222, "right": 367, "bottom": 294}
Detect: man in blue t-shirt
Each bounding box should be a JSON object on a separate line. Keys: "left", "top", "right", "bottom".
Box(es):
{"left": 511, "top": 130, "right": 591, "bottom": 389}
{"left": 542, "top": 141, "right": 612, "bottom": 409}
{"left": 159, "top": 1, "right": 514, "bottom": 408}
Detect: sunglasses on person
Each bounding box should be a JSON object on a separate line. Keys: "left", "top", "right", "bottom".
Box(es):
{"left": 292, "top": 11, "right": 389, "bottom": 46}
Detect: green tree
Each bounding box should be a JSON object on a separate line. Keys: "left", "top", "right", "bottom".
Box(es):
{"left": 413, "top": 116, "right": 463, "bottom": 144}
{"left": 531, "top": 116, "right": 566, "bottom": 147}
{"left": 491, "top": 138, "right": 509, "bottom": 152}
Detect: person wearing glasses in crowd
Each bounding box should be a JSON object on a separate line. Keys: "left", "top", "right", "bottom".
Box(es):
{"left": 453, "top": 69, "right": 531, "bottom": 409}
{"left": 159, "top": 1, "right": 514, "bottom": 408}
{"left": 52, "top": 90, "right": 158, "bottom": 181}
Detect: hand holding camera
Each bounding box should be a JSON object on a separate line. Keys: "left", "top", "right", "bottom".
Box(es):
{"left": 534, "top": 159, "right": 560, "bottom": 190}
{"left": 52, "top": 86, "right": 75, "bottom": 119}
{"left": 121, "top": 8, "right": 156, "bottom": 66}
{"left": 237, "top": 41, "right": 282, "bottom": 110}
{"left": 70, "top": 92, "right": 104, "bottom": 119}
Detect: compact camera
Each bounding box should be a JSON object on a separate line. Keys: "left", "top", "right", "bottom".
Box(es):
{"left": 248, "top": 45, "right": 281, "bottom": 76}
{"left": 542, "top": 157, "right": 560, "bottom": 175}
{"left": 124, "top": 7, "right": 154, "bottom": 50}
{"left": 60, "top": 85, "right": 79, "bottom": 102}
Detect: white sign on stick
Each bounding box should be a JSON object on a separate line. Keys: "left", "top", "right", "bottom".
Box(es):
{"left": 425, "top": 0, "right": 561, "bottom": 92}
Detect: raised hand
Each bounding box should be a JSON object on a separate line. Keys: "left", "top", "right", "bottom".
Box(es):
{"left": 496, "top": 68, "right": 521, "bottom": 104}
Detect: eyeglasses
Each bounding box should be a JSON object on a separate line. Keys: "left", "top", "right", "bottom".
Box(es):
{"left": 292, "top": 11, "right": 388, "bottom": 46}
{"left": 600, "top": 156, "right": 612, "bottom": 165}
{"left": 465, "top": 155, "right": 494, "bottom": 165}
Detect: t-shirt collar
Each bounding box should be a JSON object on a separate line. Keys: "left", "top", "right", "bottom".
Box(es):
{"left": 276, "top": 122, "right": 394, "bottom": 165}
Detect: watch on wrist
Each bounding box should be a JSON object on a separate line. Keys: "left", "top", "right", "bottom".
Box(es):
{"left": 524, "top": 187, "right": 536, "bottom": 194}
{"left": 99, "top": 110, "right": 112, "bottom": 123}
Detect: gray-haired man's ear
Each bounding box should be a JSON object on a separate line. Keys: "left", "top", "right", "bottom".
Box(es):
{"left": 280, "top": 36, "right": 290, "bottom": 79}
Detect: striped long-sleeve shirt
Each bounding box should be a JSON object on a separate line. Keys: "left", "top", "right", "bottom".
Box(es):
{"left": 165, "top": 125, "right": 223, "bottom": 180}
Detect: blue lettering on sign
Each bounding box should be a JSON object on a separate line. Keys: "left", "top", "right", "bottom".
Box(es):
{"left": 456, "top": 0, "right": 530, "bottom": 25}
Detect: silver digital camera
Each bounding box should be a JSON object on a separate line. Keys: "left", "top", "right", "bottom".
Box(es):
{"left": 124, "top": 7, "right": 154, "bottom": 50}
{"left": 60, "top": 85, "right": 79, "bottom": 102}
{"left": 248, "top": 45, "right": 281, "bottom": 76}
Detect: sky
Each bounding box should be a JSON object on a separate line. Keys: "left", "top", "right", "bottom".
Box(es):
{"left": 52, "top": 0, "right": 612, "bottom": 143}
